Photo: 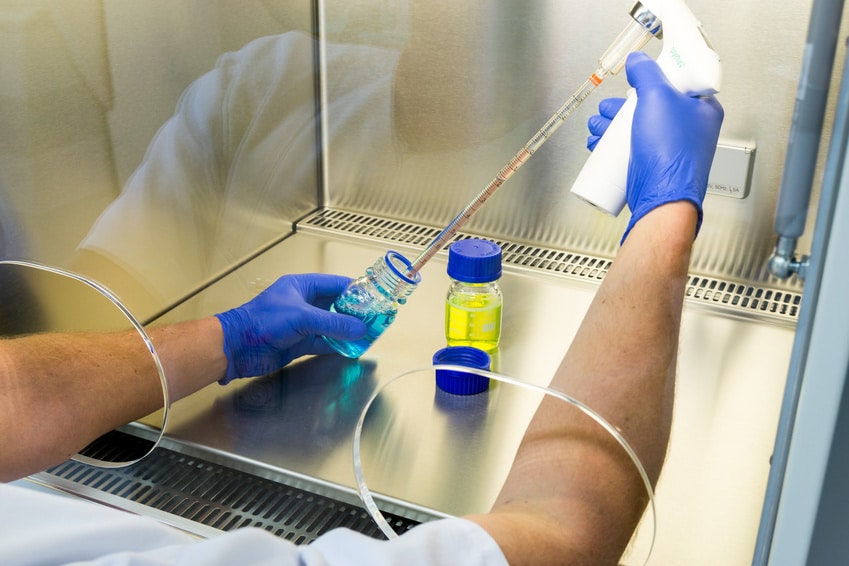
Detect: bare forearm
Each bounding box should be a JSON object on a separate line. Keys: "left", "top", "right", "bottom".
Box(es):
{"left": 0, "top": 318, "right": 226, "bottom": 481}
{"left": 469, "top": 203, "right": 696, "bottom": 565}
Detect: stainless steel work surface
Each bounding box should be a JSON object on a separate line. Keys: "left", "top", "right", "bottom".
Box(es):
{"left": 145, "top": 229, "right": 795, "bottom": 564}
{"left": 151, "top": 231, "right": 595, "bottom": 513}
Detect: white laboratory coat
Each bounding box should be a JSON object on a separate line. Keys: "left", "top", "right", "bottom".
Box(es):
{"left": 0, "top": 482, "right": 508, "bottom": 566}
{"left": 74, "top": 30, "right": 529, "bottom": 317}
{"left": 75, "top": 31, "right": 402, "bottom": 311}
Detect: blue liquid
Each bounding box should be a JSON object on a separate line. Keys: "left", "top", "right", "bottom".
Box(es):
{"left": 323, "top": 297, "right": 397, "bottom": 358}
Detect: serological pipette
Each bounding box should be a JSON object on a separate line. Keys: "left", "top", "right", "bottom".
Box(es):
{"left": 322, "top": 3, "right": 663, "bottom": 360}
{"left": 407, "top": 1, "right": 663, "bottom": 276}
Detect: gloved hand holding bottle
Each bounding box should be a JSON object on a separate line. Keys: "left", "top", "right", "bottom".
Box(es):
{"left": 586, "top": 51, "right": 724, "bottom": 242}
{"left": 215, "top": 273, "right": 367, "bottom": 384}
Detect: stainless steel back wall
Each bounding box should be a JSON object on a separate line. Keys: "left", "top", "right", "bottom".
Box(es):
{"left": 320, "top": 0, "right": 849, "bottom": 292}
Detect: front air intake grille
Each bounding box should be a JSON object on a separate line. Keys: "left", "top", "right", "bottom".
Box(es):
{"left": 687, "top": 275, "right": 801, "bottom": 320}
{"left": 34, "top": 429, "right": 429, "bottom": 543}
{"left": 298, "top": 208, "right": 801, "bottom": 326}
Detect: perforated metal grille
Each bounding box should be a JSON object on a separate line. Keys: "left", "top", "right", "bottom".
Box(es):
{"left": 300, "top": 208, "right": 445, "bottom": 247}
{"left": 298, "top": 208, "right": 801, "bottom": 325}
{"left": 38, "top": 430, "right": 426, "bottom": 543}
{"left": 687, "top": 275, "right": 801, "bottom": 320}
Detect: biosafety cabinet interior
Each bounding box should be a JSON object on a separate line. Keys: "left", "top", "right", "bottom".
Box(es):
{"left": 3, "top": 1, "right": 849, "bottom": 564}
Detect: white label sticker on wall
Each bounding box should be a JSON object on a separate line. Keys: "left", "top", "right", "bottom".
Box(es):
{"left": 707, "top": 142, "right": 756, "bottom": 199}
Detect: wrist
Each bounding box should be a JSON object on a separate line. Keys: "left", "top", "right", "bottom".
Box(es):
{"left": 147, "top": 317, "right": 230, "bottom": 400}
{"left": 622, "top": 201, "right": 697, "bottom": 272}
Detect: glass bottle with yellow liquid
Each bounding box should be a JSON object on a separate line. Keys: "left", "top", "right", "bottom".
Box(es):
{"left": 445, "top": 239, "right": 502, "bottom": 352}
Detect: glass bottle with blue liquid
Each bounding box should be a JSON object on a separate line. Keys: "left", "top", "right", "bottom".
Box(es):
{"left": 323, "top": 250, "right": 420, "bottom": 358}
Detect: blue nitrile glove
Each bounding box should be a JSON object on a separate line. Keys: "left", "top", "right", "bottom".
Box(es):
{"left": 214, "top": 273, "right": 367, "bottom": 384}
{"left": 621, "top": 51, "right": 724, "bottom": 242}
{"left": 586, "top": 97, "right": 626, "bottom": 151}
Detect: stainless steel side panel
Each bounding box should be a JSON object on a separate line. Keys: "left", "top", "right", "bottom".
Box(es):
{"left": 152, "top": 231, "right": 794, "bottom": 565}
{"left": 320, "top": 0, "right": 849, "bottom": 293}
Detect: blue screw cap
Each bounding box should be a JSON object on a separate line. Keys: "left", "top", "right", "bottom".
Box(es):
{"left": 433, "top": 346, "right": 491, "bottom": 395}
{"left": 447, "top": 239, "right": 502, "bottom": 283}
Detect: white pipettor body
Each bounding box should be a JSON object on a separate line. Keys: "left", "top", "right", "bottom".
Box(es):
{"left": 570, "top": 0, "right": 722, "bottom": 216}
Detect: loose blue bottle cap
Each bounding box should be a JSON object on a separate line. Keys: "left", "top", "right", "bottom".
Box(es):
{"left": 433, "top": 346, "right": 491, "bottom": 395}
{"left": 447, "top": 239, "right": 502, "bottom": 283}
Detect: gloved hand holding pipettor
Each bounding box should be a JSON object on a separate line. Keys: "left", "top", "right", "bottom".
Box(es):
{"left": 215, "top": 274, "right": 367, "bottom": 384}
{"left": 586, "top": 97, "right": 626, "bottom": 152}
{"left": 587, "top": 52, "right": 724, "bottom": 242}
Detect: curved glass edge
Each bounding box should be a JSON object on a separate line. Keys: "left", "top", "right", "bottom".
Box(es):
{"left": 0, "top": 259, "right": 170, "bottom": 468}
{"left": 352, "top": 363, "right": 657, "bottom": 565}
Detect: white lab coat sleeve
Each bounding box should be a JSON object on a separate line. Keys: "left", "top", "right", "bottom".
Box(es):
{"left": 303, "top": 519, "right": 509, "bottom": 566}
{"left": 0, "top": 482, "right": 508, "bottom": 566}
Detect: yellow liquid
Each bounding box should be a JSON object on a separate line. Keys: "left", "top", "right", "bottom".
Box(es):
{"left": 446, "top": 294, "right": 502, "bottom": 351}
